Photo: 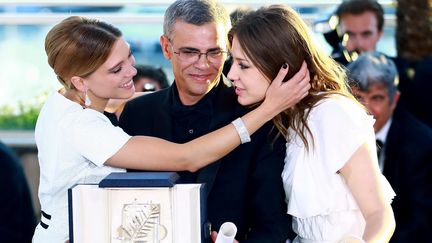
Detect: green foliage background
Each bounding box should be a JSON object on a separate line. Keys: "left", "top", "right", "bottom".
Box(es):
{"left": 0, "top": 96, "right": 45, "bottom": 130}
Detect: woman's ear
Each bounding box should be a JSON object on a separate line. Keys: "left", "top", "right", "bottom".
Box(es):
{"left": 70, "top": 76, "right": 86, "bottom": 92}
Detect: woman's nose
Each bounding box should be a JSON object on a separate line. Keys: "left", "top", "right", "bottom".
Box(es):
{"left": 128, "top": 65, "right": 137, "bottom": 77}
{"left": 226, "top": 64, "right": 237, "bottom": 81}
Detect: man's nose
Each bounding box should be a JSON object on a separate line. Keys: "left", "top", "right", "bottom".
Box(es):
{"left": 194, "top": 54, "right": 211, "bottom": 68}
{"left": 346, "top": 37, "right": 359, "bottom": 52}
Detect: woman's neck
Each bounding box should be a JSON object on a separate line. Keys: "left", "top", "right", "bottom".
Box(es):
{"left": 62, "top": 89, "right": 107, "bottom": 112}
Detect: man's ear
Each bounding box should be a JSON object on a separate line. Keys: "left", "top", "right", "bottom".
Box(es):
{"left": 391, "top": 90, "right": 401, "bottom": 111}
{"left": 70, "top": 76, "right": 86, "bottom": 92}
{"left": 160, "top": 35, "right": 172, "bottom": 60}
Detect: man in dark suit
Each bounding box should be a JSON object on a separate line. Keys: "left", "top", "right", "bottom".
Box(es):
{"left": 119, "top": 1, "right": 292, "bottom": 242}
{"left": 393, "top": 55, "right": 432, "bottom": 128}
{"left": 330, "top": 0, "right": 385, "bottom": 66}
{"left": 0, "top": 141, "right": 37, "bottom": 243}
{"left": 336, "top": 0, "right": 384, "bottom": 55}
{"left": 347, "top": 52, "right": 432, "bottom": 243}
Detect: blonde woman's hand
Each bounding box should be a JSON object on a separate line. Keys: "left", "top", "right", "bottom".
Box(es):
{"left": 262, "top": 61, "right": 310, "bottom": 117}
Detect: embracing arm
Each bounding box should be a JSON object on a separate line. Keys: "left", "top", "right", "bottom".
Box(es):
{"left": 339, "top": 143, "right": 395, "bottom": 243}
{"left": 105, "top": 63, "right": 310, "bottom": 171}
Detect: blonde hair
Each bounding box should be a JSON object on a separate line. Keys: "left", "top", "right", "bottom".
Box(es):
{"left": 45, "top": 16, "right": 122, "bottom": 90}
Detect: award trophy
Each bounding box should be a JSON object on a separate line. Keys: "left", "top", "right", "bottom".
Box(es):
{"left": 115, "top": 199, "right": 167, "bottom": 243}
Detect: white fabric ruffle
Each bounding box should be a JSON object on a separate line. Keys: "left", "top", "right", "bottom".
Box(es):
{"left": 283, "top": 95, "right": 376, "bottom": 218}
{"left": 281, "top": 95, "right": 395, "bottom": 242}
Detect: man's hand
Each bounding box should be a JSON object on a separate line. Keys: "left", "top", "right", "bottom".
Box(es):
{"left": 210, "top": 231, "right": 240, "bottom": 243}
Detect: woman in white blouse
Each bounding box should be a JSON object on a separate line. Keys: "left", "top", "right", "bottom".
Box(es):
{"left": 32, "top": 16, "right": 311, "bottom": 243}
{"left": 227, "top": 5, "right": 395, "bottom": 243}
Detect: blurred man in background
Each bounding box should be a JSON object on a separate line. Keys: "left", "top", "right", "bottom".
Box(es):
{"left": 336, "top": 0, "right": 384, "bottom": 54}
{"left": 347, "top": 52, "right": 432, "bottom": 243}
{"left": 133, "top": 64, "right": 169, "bottom": 92}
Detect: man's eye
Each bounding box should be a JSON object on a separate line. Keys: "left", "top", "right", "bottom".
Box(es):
{"left": 181, "top": 50, "right": 199, "bottom": 56}
{"left": 208, "top": 51, "right": 222, "bottom": 57}
{"left": 361, "top": 34, "right": 371, "bottom": 39}
{"left": 371, "top": 96, "right": 384, "bottom": 102}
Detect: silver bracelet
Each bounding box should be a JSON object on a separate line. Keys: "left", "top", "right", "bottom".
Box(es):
{"left": 231, "top": 118, "right": 251, "bottom": 144}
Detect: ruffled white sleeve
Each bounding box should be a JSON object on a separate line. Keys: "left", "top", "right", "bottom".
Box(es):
{"left": 311, "top": 95, "right": 375, "bottom": 173}
{"left": 283, "top": 95, "right": 394, "bottom": 218}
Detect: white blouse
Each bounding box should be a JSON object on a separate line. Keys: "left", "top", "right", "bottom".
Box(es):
{"left": 33, "top": 91, "right": 130, "bottom": 243}
{"left": 282, "top": 94, "right": 395, "bottom": 243}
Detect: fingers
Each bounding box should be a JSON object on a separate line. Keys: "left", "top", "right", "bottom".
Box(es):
{"left": 261, "top": 61, "right": 310, "bottom": 115}
{"left": 279, "top": 61, "right": 310, "bottom": 107}
{"left": 301, "top": 84, "right": 310, "bottom": 99}
{"left": 298, "top": 64, "right": 311, "bottom": 97}
{"left": 272, "top": 63, "right": 290, "bottom": 86}
{"left": 287, "top": 61, "right": 310, "bottom": 98}
{"left": 210, "top": 231, "right": 218, "bottom": 242}
{"left": 284, "top": 61, "right": 307, "bottom": 85}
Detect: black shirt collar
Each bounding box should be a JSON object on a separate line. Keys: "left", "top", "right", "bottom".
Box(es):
{"left": 170, "top": 81, "right": 218, "bottom": 117}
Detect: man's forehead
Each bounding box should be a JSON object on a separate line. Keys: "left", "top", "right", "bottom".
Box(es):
{"left": 340, "top": 12, "right": 378, "bottom": 28}
{"left": 173, "top": 22, "right": 226, "bottom": 35}
{"left": 354, "top": 83, "right": 387, "bottom": 93}
{"left": 173, "top": 20, "right": 228, "bottom": 32}
{"left": 171, "top": 22, "right": 228, "bottom": 48}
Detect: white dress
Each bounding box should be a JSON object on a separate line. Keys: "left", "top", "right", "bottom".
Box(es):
{"left": 32, "top": 91, "right": 131, "bottom": 243}
{"left": 282, "top": 94, "right": 395, "bottom": 243}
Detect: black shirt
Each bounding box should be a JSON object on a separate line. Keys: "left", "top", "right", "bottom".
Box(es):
{"left": 170, "top": 86, "right": 217, "bottom": 183}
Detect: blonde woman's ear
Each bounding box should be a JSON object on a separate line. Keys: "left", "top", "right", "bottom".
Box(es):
{"left": 70, "top": 76, "right": 86, "bottom": 92}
